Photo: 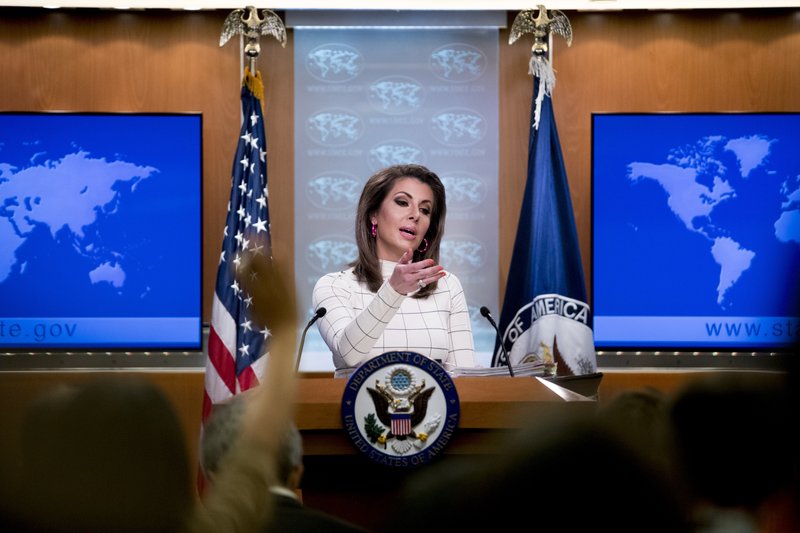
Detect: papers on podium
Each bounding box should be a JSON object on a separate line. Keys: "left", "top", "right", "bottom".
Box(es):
{"left": 450, "top": 361, "right": 551, "bottom": 378}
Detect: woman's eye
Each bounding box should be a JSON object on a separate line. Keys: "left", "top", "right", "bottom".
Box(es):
{"left": 395, "top": 199, "right": 407, "bottom": 206}
{"left": 420, "top": 208, "right": 431, "bottom": 216}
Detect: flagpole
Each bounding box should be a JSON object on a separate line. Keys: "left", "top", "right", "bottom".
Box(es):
{"left": 198, "top": 7, "right": 287, "bottom": 496}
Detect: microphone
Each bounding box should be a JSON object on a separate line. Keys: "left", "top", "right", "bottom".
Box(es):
{"left": 480, "top": 306, "right": 515, "bottom": 377}
{"left": 295, "top": 307, "right": 326, "bottom": 372}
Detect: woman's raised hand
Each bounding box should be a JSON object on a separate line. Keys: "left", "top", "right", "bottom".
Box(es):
{"left": 388, "top": 248, "right": 446, "bottom": 295}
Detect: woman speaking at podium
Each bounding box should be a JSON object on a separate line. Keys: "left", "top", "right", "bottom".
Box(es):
{"left": 312, "top": 164, "right": 476, "bottom": 377}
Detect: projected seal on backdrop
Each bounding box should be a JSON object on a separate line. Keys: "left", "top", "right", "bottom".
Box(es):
{"left": 341, "top": 351, "right": 460, "bottom": 467}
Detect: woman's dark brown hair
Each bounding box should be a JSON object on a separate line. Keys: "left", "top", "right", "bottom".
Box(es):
{"left": 352, "top": 164, "right": 446, "bottom": 298}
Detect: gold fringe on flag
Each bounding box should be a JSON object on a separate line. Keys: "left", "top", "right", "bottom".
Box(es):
{"left": 243, "top": 67, "right": 264, "bottom": 102}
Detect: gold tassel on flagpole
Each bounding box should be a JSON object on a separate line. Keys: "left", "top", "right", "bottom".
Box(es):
{"left": 243, "top": 67, "right": 265, "bottom": 102}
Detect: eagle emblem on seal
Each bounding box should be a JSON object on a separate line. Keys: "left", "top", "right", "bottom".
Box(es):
{"left": 364, "top": 367, "right": 442, "bottom": 455}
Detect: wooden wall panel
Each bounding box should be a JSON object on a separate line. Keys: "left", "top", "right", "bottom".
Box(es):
{"left": 259, "top": 27, "right": 296, "bottom": 297}
{"left": 498, "top": 13, "right": 535, "bottom": 300}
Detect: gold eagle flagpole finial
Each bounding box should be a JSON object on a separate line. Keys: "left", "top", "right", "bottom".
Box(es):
{"left": 220, "top": 6, "right": 287, "bottom": 74}
{"left": 509, "top": 5, "right": 573, "bottom": 129}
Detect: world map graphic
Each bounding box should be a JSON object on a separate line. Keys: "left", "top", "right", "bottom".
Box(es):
{"left": 0, "top": 114, "right": 201, "bottom": 323}
{"left": 0, "top": 151, "right": 155, "bottom": 292}
{"left": 594, "top": 114, "right": 800, "bottom": 320}
{"left": 628, "top": 134, "right": 800, "bottom": 310}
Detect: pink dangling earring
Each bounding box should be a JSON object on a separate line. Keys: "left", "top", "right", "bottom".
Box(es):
{"left": 417, "top": 238, "right": 429, "bottom": 253}
{"left": 371, "top": 223, "right": 377, "bottom": 238}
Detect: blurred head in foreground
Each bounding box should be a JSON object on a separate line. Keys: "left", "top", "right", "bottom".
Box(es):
{"left": 20, "top": 377, "right": 192, "bottom": 533}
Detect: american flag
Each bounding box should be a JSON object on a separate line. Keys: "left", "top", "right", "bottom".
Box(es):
{"left": 203, "top": 68, "right": 272, "bottom": 427}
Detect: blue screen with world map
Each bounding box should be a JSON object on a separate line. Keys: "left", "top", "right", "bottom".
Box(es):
{"left": 0, "top": 113, "right": 202, "bottom": 350}
{"left": 592, "top": 113, "right": 800, "bottom": 351}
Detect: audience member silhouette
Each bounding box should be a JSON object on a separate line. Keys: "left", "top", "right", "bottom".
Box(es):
{"left": 668, "top": 371, "right": 795, "bottom": 533}
{"left": 785, "top": 349, "right": 800, "bottom": 533}
{"left": 13, "top": 244, "right": 299, "bottom": 533}
{"left": 381, "top": 408, "right": 692, "bottom": 533}
{"left": 19, "top": 377, "right": 193, "bottom": 533}
{"left": 597, "top": 387, "right": 673, "bottom": 475}
{"left": 202, "top": 393, "right": 366, "bottom": 533}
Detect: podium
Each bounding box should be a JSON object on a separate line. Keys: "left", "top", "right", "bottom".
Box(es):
{"left": 294, "top": 377, "right": 594, "bottom": 530}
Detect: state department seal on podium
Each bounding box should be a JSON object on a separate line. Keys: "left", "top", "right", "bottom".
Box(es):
{"left": 341, "top": 351, "right": 460, "bottom": 467}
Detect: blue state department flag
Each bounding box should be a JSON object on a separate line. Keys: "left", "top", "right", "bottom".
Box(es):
{"left": 203, "top": 68, "right": 273, "bottom": 423}
{"left": 493, "top": 78, "right": 597, "bottom": 376}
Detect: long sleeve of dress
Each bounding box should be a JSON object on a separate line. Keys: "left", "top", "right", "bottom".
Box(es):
{"left": 443, "top": 273, "right": 476, "bottom": 368}
{"left": 312, "top": 272, "right": 405, "bottom": 369}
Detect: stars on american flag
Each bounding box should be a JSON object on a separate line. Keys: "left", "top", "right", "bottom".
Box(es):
{"left": 250, "top": 241, "right": 266, "bottom": 256}
{"left": 227, "top": 153, "right": 269, "bottom": 307}
{"left": 210, "top": 77, "right": 273, "bottom": 379}
{"left": 253, "top": 217, "right": 267, "bottom": 233}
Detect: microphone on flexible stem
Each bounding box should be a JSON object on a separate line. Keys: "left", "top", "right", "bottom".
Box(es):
{"left": 295, "top": 307, "right": 326, "bottom": 372}
{"left": 480, "top": 306, "right": 515, "bottom": 377}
